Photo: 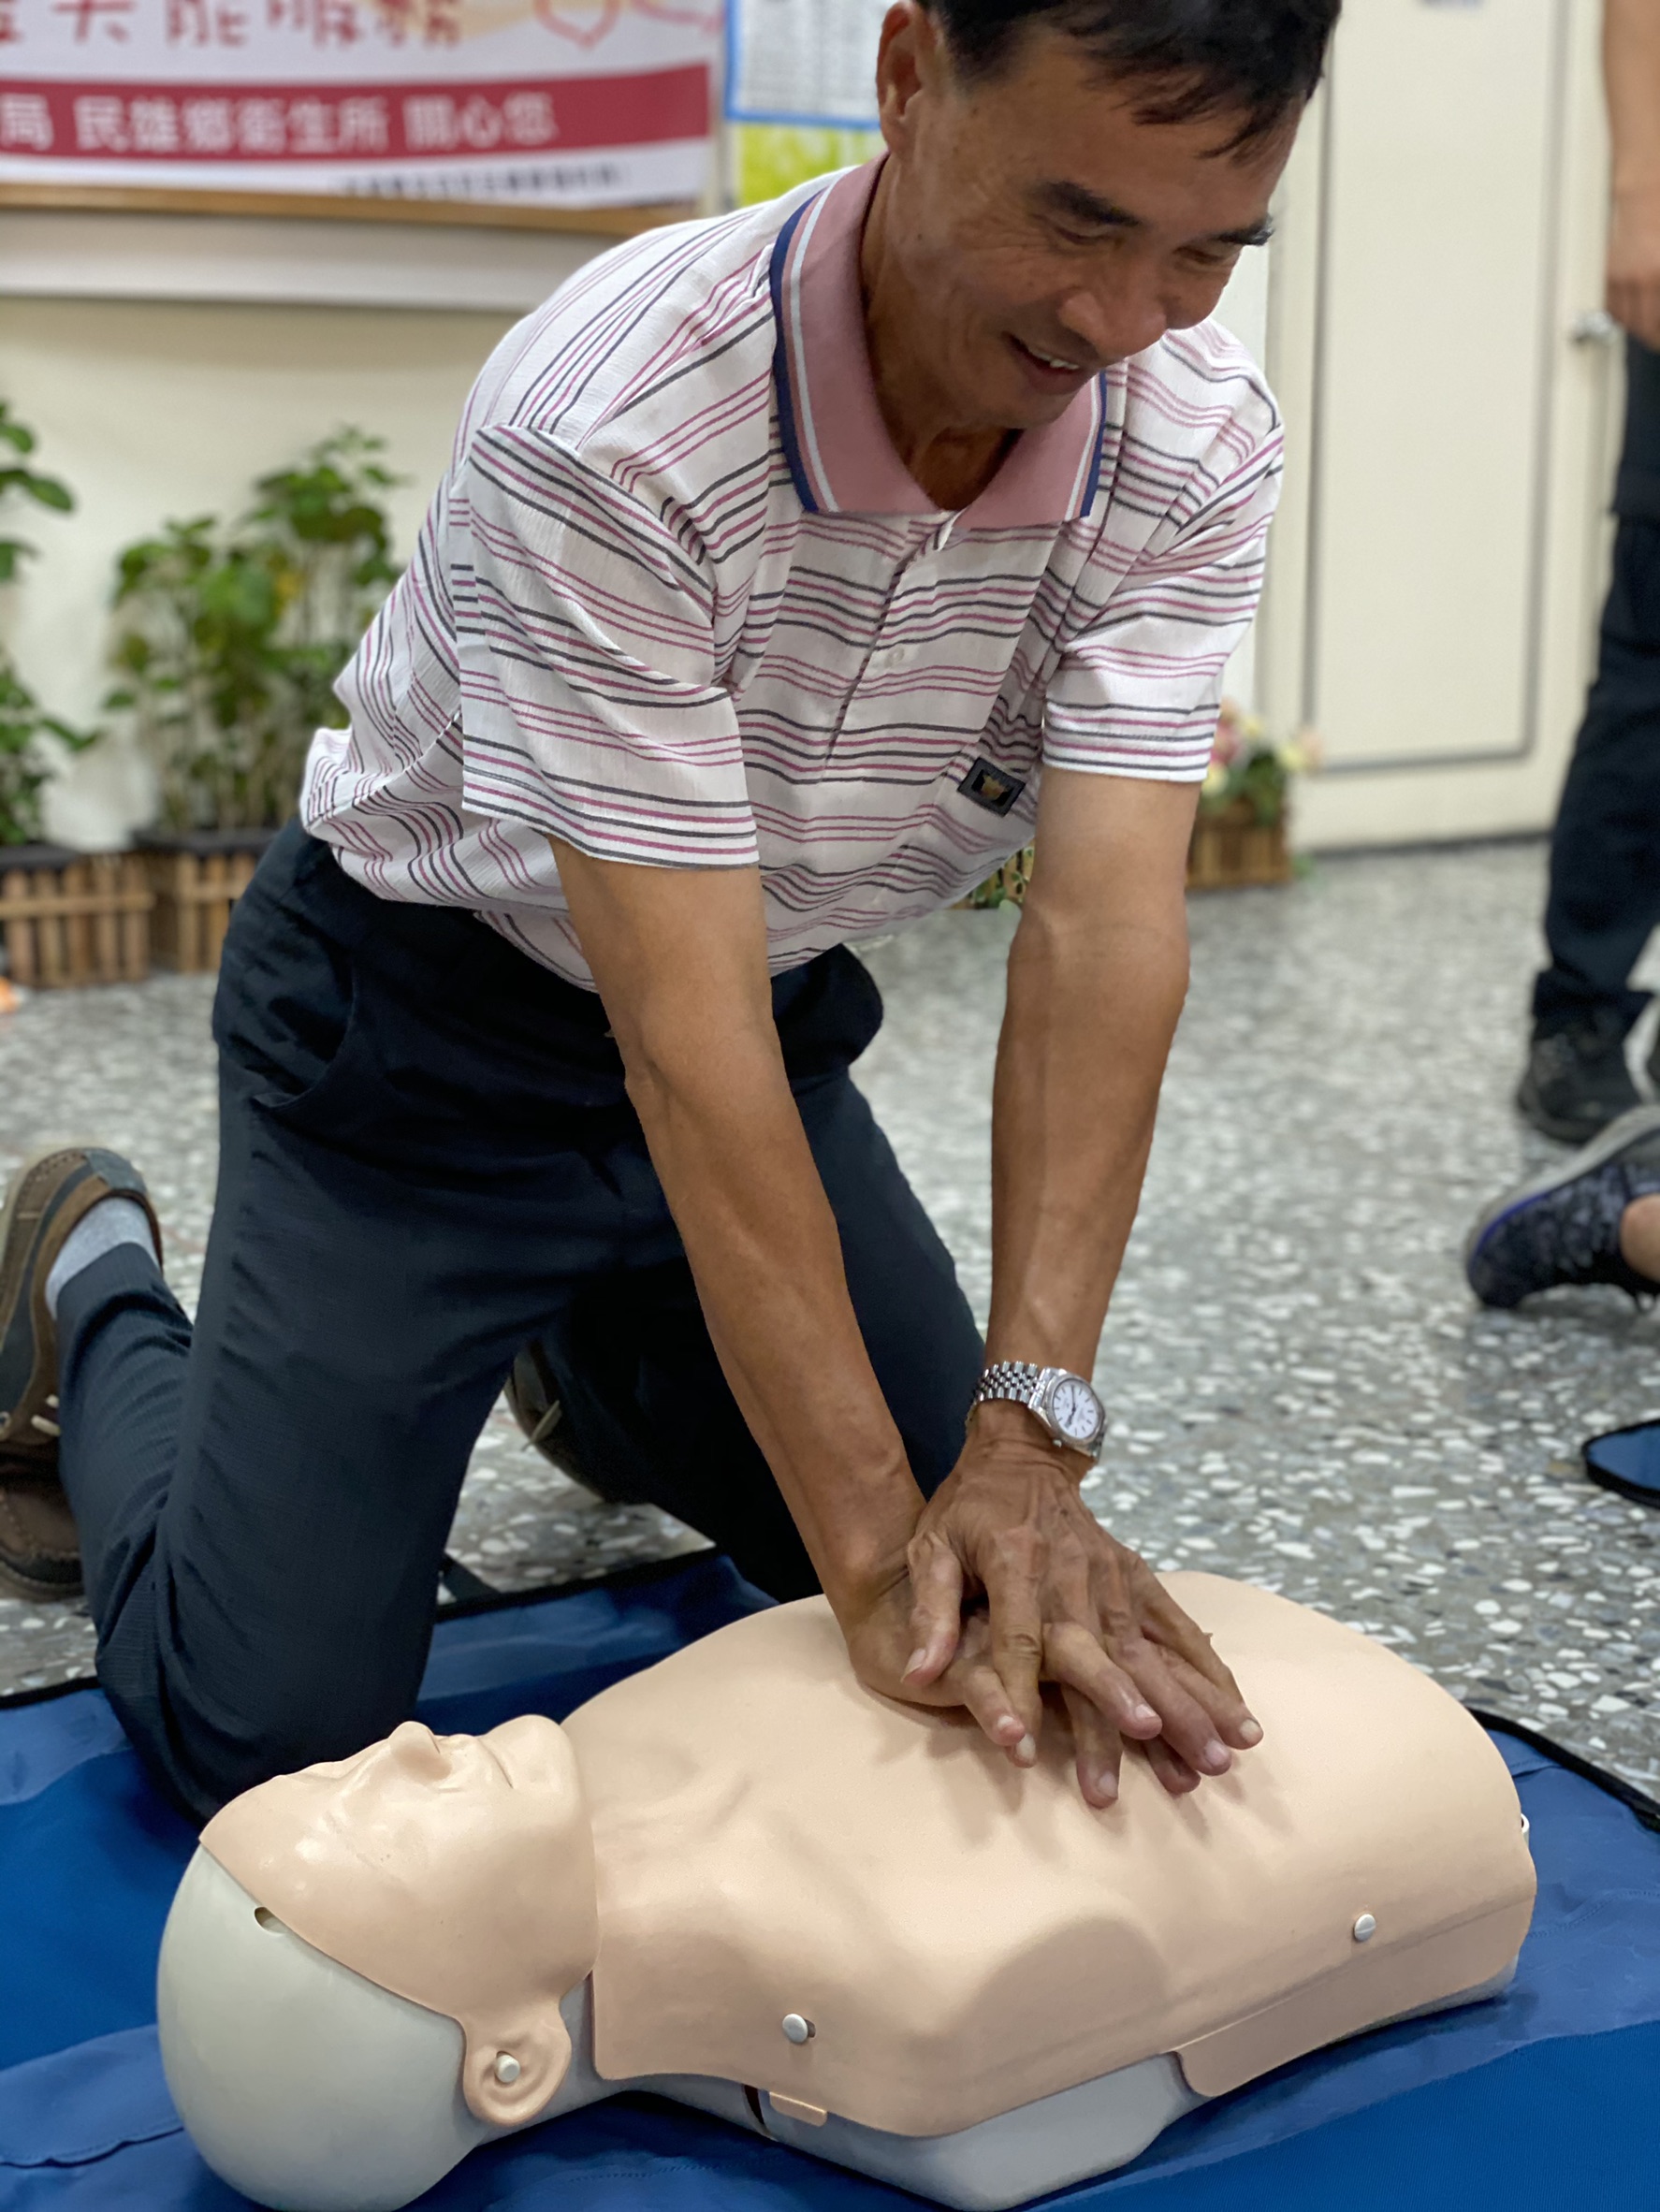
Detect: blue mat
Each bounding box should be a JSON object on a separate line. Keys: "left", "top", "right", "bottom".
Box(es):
{"left": 4, "top": 1552, "right": 1659, "bottom": 2210}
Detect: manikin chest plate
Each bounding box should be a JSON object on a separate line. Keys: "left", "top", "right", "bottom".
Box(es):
{"left": 561, "top": 1574, "right": 1535, "bottom": 2139}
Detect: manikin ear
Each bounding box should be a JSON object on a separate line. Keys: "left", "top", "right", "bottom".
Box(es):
{"left": 460, "top": 2008, "right": 574, "bottom": 2128}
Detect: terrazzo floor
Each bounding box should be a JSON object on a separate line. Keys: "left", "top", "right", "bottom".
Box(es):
{"left": 3, "top": 840, "right": 1659, "bottom": 1789}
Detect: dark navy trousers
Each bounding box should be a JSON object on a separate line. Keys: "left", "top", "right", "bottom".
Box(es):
{"left": 1534, "top": 338, "right": 1660, "bottom": 1034}
{"left": 55, "top": 825, "right": 982, "bottom": 1821}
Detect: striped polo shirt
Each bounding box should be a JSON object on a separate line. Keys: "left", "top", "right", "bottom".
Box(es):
{"left": 302, "top": 161, "right": 1282, "bottom": 989}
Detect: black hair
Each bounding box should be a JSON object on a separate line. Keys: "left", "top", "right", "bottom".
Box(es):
{"left": 925, "top": 0, "right": 1341, "bottom": 144}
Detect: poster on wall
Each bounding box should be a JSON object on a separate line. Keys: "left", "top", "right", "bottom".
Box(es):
{"left": 0, "top": 0, "right": 721, "bottom": 208}
{"left": 725, "top": 0, "right": 884, "bottom": 128}
{"left": 724, "top": 0, "right": 883, "bottom": 207}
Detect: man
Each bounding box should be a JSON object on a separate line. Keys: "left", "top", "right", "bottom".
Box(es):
{"left": 1517, "top": 0, "right": 1660, "bottom": 1142}
{"left": 0, "top": 0, "right": 1334, "bottom": 1822}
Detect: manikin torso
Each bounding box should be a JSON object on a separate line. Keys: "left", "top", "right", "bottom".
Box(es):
{"left": 158, "top": 1574, "right": 1536, "bottom": 2212}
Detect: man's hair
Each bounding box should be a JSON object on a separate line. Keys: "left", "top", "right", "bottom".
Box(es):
{"left": 925, "top": 0, "right": 1341, "bottom": 144}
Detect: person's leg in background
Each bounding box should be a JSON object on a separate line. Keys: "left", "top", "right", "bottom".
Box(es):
{"left": 522, "top": 1067, "right": 985, "bottom": 1602}
{"left": 1522, "top": 339, "right": 1660, "bottom": 1142}
{"left": 1465, "top": 1102, "right": 1660, "bottom": 1499}
{"left": 1465, "top": 1100, "right": 1660, "bottom": 1306}
{"left": 1626, "top": 1187, "right": 1660, "bottom": 1277}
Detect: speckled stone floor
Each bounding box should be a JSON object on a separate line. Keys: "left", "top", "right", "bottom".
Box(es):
{"left": 3, "top": 841, "right": 1659, "bottom": 1791}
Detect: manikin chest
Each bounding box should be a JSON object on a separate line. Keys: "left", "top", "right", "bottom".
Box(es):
{"left": 561, "top": 1574, "right": 1536, "bottom": 2140}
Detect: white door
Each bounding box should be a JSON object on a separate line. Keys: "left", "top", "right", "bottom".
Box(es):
{"left": 1258, "top": 0, "right": 1624, "bottom": 848}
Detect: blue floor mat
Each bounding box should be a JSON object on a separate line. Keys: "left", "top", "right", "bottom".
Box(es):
{"left": 4, "top": 1551, "right": 1659, "bottom": 2210}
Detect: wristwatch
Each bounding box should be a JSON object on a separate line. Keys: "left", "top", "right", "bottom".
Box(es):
{"left": 973, "top": 1361, "right": 1107, "bottom": 1462}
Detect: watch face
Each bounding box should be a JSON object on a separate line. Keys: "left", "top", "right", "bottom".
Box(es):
{"left": 1049, "top": 1375, "right": 1102, "bottom": 1443}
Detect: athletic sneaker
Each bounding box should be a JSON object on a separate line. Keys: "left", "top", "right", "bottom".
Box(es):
{"left": 1515, "top": 1010, "right": 1643, "bottom": 1145}
{"left": 0, "top": 1144, "right": 160, "bottom": 1599}
{"left": 1464, "top": 1104, "right": 1660, "bottom": 1309}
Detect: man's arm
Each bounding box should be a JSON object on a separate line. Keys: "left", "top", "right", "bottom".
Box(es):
{"left": 548, "top": 845, "right": 925, "bottom": 1611}
{"left": 1606, "top": 0, "right": 1660, "bottom": 347}
{"left": 901, "top": 768, "right": 1260, "bottom": 1804}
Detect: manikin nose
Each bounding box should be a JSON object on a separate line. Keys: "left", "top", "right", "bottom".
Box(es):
{"left": 386, "top": 1721, "right": 449, "bottom": 1775}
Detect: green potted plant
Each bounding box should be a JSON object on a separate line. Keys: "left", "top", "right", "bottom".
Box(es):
{"left": 0, "top": 403, "right": 138, "bottom": 996}
{"left": 107, "top": 429, "right": 402, "bottom": 970}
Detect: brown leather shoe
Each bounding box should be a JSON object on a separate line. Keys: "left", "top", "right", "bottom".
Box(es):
{"left": 0, "top": 1143, "right": 162, "bottom": 1601}
{"left": 0, "top": 1476, "right": 81, "bottom": 1602}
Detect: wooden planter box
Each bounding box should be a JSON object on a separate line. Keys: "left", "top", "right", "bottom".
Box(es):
{"left": 0, "top": 845, "right": 152, "bottom": 988}
{"left": 1187, "top": 801, "right": 1293, "bottom": 891}
{"left": 140, "top": 828, "right": 278, "bottom": 973}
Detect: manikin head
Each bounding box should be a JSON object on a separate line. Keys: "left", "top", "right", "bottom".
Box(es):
{"left": 158, "top": 1714, "right": 596, "bottom": 2211}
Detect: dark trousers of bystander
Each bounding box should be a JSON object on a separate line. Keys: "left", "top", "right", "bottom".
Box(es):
{"left": 52, "top": 824, "right": 983, "bottom": 1824}
{"left": 1534, "top": 337, "right": 1660, "bottom": 1036}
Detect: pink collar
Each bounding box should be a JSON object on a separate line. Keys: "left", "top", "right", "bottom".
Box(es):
{"left": 768, "top": 163, "right": 1106, "bottom": 527}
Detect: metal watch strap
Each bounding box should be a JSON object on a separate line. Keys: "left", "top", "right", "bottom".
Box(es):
{"left": 974, "top": 1361, "right": 1045, "bottom": 1409}
{"left": 973, "top": 1361, "right": 1105, "bottom": 1462}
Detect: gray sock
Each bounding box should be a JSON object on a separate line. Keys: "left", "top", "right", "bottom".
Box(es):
{"left": 44, "top": 1198, "right": 159, "bottom": 1318}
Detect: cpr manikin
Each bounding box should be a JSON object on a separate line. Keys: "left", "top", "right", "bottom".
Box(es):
{"left": 158, "top": 1575, "right": 1536, "bottom": 2212}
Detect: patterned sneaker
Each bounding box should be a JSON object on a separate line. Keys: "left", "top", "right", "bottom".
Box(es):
{"left": 0, "top": 1144, "right": 162, "bottom": 1599}
{"left": 1464, "top": 1104, "right": 1660, "bottom": 1309}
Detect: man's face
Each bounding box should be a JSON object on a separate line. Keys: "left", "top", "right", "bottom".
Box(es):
{"left": 873, "top": 5, "right": 1299, "bottom": 433}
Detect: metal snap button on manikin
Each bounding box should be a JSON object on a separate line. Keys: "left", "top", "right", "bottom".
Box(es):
{"left": 494, "top": 2053, "right": 522, "bottom": 2085}
{"left": 1352, "top": 1914, "right": 1377, "bottom": 1943}
{"left": 781, "top": 2014, "right": 815, "bottom": 2045}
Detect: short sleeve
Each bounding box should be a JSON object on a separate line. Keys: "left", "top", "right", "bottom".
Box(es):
{"left": 456, "top": 424, "right": 758, "bottom": 866}
{"left": 1042, "top": 399, "right": 1283, "bottom": 783}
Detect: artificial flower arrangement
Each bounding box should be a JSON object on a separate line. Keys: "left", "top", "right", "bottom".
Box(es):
{"left": 1201, "top": 700, "right": 1322, "bottom": 827}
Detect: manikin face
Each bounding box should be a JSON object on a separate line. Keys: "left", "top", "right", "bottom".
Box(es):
{"left": 291, "top": 1712, "right": 558, "bottom": 1841}
{"left": 872, "top": 4, "right": 1299, "bottom": 435}
{"left": 201, "top": 1712, "right": 598, "bottom": 2127}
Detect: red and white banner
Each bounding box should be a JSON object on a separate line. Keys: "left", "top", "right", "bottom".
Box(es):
{"left": 0, "top": 0, "right": 719, "bottom": 207}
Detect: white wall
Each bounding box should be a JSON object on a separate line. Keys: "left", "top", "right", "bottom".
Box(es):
{"left": 3, "top": 295, "right": 517, "bottom": 847}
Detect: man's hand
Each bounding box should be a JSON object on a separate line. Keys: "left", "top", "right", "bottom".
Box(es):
{"left": 839, "top": 1404, "right": 1260, "bottom": 1807}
